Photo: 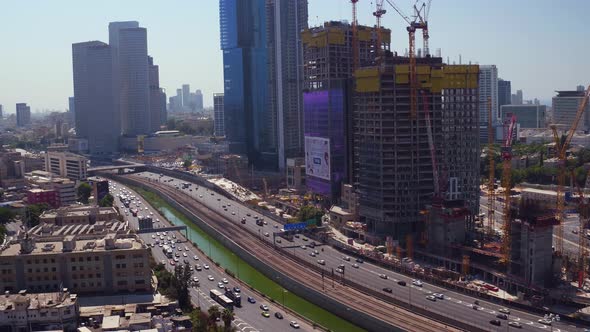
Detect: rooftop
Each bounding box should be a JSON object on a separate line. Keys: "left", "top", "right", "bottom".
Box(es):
{"left": 0, "top": 291, "right": 77, "bottom": 311}
{"left": 0, "top": 234, "right": 143, "bottom": 256}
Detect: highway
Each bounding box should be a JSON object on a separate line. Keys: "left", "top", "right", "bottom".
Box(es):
{"left": 130, "top": 171, "right": 590, "bottom": 332}
{"left": 108, "top": 181, "right": 314, "bottom": 332}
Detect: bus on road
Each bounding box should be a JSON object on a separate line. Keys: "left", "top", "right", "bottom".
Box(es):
{"left": 210, "top": 289, "right": 234, "bottom": 310}
{"left": 162, "top": 245, "right": 173, "bottom": 258}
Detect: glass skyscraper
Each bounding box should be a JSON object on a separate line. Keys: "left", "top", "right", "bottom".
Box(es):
{"left": 220, "top": 0, "right": 268, "bottom": 166}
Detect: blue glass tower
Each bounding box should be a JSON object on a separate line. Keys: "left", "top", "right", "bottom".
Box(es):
{"left": 219, "top": 0, "right": 267, "bottom": 166}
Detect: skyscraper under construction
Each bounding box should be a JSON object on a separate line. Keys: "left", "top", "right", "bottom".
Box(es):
{"left": 354, "top": 53, "right": 480, "bottom": 243}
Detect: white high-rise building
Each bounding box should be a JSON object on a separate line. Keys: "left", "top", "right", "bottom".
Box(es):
{"left": 109, "top": 21, "right": 151, "bottom": 136}
{"left": 478, "top": 65, "right": 499, "bottom": 125}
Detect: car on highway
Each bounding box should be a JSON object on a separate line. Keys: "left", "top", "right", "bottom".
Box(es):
{"left": 222, "top": 278, "right": 229, "bottom": 284}
{"left": 538, "top": 319, "right": 552, "bottom": 326}
{"left": 264, "top": 232, "right": 269, "bottom": 237}
{"left": 204, "top": 264, "right": 210, "bottom": 269}
{"left": 192, "top": 277, "right": 199, "bottom": 283}
{"left": 412, "top": 279, "right": 423, "bottom": 287}
{"left": 379, "top": 274, "right": 388, "bottom": 279}
{"left": 352, "top": 263, "right": 359, "bottom": 268}
{"left": 433, "top": 293, "right": 444, "bottom": 299}
{"left": 276, "top": 238, "right": 282, "bottom": 243}
{"left": 233, "top": 287, "right": 241, "bottom": 293}
{"left": 343, "top": 256, "right": 350, "bottom": 261}
{"left": 151, "top": 234, "right": 155, "bottom": 239}
{"left": 260, "top": 304, "right": 269, "bottom": 311}
{"left": 232, "top": 211, "right": 236, "bottom": 215}
{"left": 184, "top": 246, "right": 189, "bottom": 251}
{"left": 300, "top": 245, "right": 306, "bottom": 250}
{"left": 507, "top": 321, "right": 522, "bottom": 328}
{"left": 383, "top": 287, "right": 393, "bottom": 293}
{"left": 290, "top": 321, "right": 300, "bottom": 329}
{"left": 207, "top": 275, "right": 214, "bottom": 281}
{"left": 193, "top": 255, "right": 199, "bottom": 260}
{"left": 182, "top": 252, "right": 187, "bottom": 257}
{"left": 302, "top": 237, "right": 308, "bottom": 241}
{"left": 317, "top": 260, "right": 326, "bottom": 265}
{"left": 261, "top": 311, "right": 270, "bottom": 318}
{"left": 247, "top": 296, "right": 256, "bottom": 304}
{"left": 218, "top": 282, "right": 225, "bottom": 289}
{"left": 489, "top": 319, "right": 501, "bottom": 326}
{"left": 199, "top": 195, "right": 203, "bottom": 198}
{"left": 275, "top": 312, "right": 283, "bottom": 319}
{"left": 426, "top": 295, "right": 436, "bottom": 302}
{"left": 173, "top": 257, "right": 179, "bottom": 262}
{"left": 195, "top": 264, "right": 202, "bottom": 271}
{"left": 336, "top": 268, "right": 344, "bottom": 274}
{"left": 241, "top": 218, "right": 246, "bottom": 224}
{"left": 496, "top": 313, "right": 508, "bottom": 320}
{"left": 498, "top": 308, "right": 510, "bottom": 314}
{"left": 471, "top": 304, "right": 479, "bottom": 310}
{"left": 397, "top": 280, "right": 406, "bottom": 286}
{"left": 310, "top": 252, "right": 316, "bottom": 257}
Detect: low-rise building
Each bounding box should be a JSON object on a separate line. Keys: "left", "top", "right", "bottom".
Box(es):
{"left": 0, "top": 149, "right": 26, "bottom": 189}
{"left": 39, "top": 206, "right": 119, "bottom": 226}
{"left": 0, "top": 290, "right": 79, "bottom": 331}
{"left": 27, "top": 189, "right": 58, "bottom": 208}
{"left": 44, "top": 151, "right": 88, "bottom": 181}
{"left": 27, "top": 171, "right": 77, "bottom": 207}
{"left": 0, "top": 233, "right": 151, "bottom": 294}
{"left": 286, "top": 158, "right": 306, "bottom": 192}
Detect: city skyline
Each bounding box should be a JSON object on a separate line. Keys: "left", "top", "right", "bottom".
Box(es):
{"left": 0, "top": 0, "right": 588, "bottom": 112}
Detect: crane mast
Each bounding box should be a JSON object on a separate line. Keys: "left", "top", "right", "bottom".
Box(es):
{"left": 500, "top": 114, "right": 516, "bottom": 264}
{"left": 552, "top": 85, "right": 590, "bottom": 257}
{"left": 351, "top": 0, "right": 360, "bottom": 70}
{"left": 373, "top": 1, "right": 386, "bottom": 65}
{"left": 487, "top": 97, "right": 496, "bottom": 236}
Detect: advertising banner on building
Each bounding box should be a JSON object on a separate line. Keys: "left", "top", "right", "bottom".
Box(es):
{"left": 304, "top": 136, "right": 330, "bottom": 181}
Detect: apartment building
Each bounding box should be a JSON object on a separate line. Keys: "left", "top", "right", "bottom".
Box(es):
{"left": 0, "top": 233, "right": 151, "bottom": 295}
{"left": 0, "top": 290, "right": 79, "bottom": 331}
{"left": 39, "top": 206, "right": 119, "bottom": 226}
{"left": 44, "top": 151, "right": 88, "bottom": 181}
{"left": 27, "top": 171, "right": 76, "bottom": 207}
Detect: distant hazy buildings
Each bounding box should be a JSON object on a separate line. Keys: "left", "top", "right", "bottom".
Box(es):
{"left": 213, "top": 93, "right": 225, "bottom": 136}
{"left": 512, "top": 89, "right": 523, "bottom": 105}
{"left": 148, "top": 56, "right": 166, "bottom": 132}
{"left": 553, "top": 89, "right": 590, "bottom": 132}
{"left": 16, "top": 103, "right": 31, "bottom": 127}
{"left": 266, "top": 0, "right": 308, "bottom": 169}
{"left": 72, "top": 41, "right": 119, "bottom": 154}
{"left": 220, "top": 0, "right": 268, "bottom": 167}
{"left": 501, "top": 104, "right": 546, "bottom": 128}
{"left": 167, "top": 84, "right": 203, "bottom": 112}
{"left": 498, "top": 79, "right": 511, "bottom": 109}
{"left": 0, "top": 104, "right": 3, "bottom": 118}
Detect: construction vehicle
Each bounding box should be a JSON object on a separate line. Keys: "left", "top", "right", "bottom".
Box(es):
{"left": 500, "top": 114, "right": 517, "bottom": 264}
{"left": 551, "top": 85, "right": 590, "bottom": 257}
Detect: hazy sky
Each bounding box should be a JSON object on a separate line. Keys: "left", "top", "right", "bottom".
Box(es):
{"left": 0, "top": 0, "right": 588, "bottom": 113}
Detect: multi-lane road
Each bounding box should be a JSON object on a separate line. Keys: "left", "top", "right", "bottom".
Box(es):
{"left": 130, "top": 171, "right": 590, "bottom": 332}
{"left": 109, "top": 180, "right": 313, "bottom": 332}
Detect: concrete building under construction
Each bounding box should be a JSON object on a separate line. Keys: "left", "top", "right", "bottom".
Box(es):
{"left": 301, "top": 21, "right": 390, "bottom": 201}
{"left": 353, "top": 52, "right": 480, "bottom": 244}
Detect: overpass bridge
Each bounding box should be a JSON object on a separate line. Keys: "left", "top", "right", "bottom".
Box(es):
{"left": 89, "top": 163, "right": 146, "bottom": 175}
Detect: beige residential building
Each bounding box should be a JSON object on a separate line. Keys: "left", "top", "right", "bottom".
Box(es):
{"left": 0, "top": 233, "right": 151, "bottom": 295}
{"left": 44, "top": 151, "right": 88, "bottom": 181}
{"left": 27, "top": 171, "right": 77, "bottom": 206}
{"left": 40, "top": 206, "right": 119, "bottom": 226}
{"left": 0, "top": 290, "right": 79, "bottom": 331}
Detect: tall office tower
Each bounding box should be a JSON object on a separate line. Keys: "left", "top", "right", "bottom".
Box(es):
{"left": 478, "top": 65, "right": 498, "bottom": 122}
{"left": 213, "top": 93, "right": 225, "bottom": 136}
{"left": 182, "top": 84, "right": 190, "bottom": 108}
{"left": 511, "top": 89, "right": 523, "bottom": 105}
{"left": 68, "top": 97, "right": 75, "bottom": 125}
{"left": 302, "top": 21, "right": 388, "bottom": 201}
{"left": 220, "top": 0, "right": 268, "bottom": 167}
{"left": 16, "top": 103, "right": 31, "bottom": 127}
{"left": 148, "top": 56, "right": 163, "bottom": 132}
{"left": 354, "top": 53, "right": 479, "bottom": 242}
{"left": 498, "top": 79, "right": 511, "bottom": 108}
{"left": 72, "top": 41, "right": 119, "bottom": 154}
{"left": 160, "top": 88, "right": 167, "bottom": 126}
{"left": 553, "top": 90, "right": 590, "bottom": 132}
{"left": 266, "top": 0, "right": 308, "bottom": 170}
{"left": 109, "top": 21, "right": 151, "bottom": 136}
{"left": 195, "top": 90, "right": 204, "bottom": 111}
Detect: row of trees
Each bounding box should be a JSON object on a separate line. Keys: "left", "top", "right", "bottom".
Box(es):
{"left": 189, "top": 306, "right": 235, "bottom": 332}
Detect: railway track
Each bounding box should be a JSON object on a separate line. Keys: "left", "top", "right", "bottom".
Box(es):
{"left": 128, "top": 175, "right": 466, "bottom": 332}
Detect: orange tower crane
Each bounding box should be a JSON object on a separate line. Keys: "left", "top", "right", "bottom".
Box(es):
{"left": 551, "top": 85, "right": 590, "bottom": 257}
{"left": 351, "top": 0, "right": 360, "bottom": 70}
{"left": 373, "top": 1, "right": 386, "bottom": 65}
{"left": 487, "top": 97, "right": 496, "bottom": 236}
{"left": 500, "top": 114, "right": 516, "bottom": 264}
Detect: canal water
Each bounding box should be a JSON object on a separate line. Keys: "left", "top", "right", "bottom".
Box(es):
{"left": 135, "top": 188, "right": 364, "bottom": 332}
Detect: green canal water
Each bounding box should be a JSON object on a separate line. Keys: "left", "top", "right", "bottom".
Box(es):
{"left": 135, "top": 188, "right": 365, "bottom": 332}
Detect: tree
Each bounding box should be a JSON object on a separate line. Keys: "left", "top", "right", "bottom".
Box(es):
{"left": 189, "top": 308, "right": 209, "bottom": 332}
{"left": 296, "top": 205, "right": 324, "bottom": 224}
{"left": 172, "top": 262, "right": 193, "bottom": 310}
{"left": 25, "top": 203, "right": 50, "bottom": 227}
{"left": 0, "top": 207, "right": 16, "bottom": 224}
{"left": 221, "top": 308, "right": 234, "bottom": 332}
{"left": 99, "top": 193, "right": 114, "bottom": 207}
{"left": 77, "top": 182, "right": 92, "bottom": 204}
{"left": 207, "top": 305, "right": 221, "bottom": 330}
{"left": 183, "top": 159, "right": 192, "bottom": 170}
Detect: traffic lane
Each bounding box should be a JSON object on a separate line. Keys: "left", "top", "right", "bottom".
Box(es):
{"left": 134, "top": 175, "right": 580, "bottom": 331}
{"left": 112, "top": 181, "right": 311, "bottom": 332}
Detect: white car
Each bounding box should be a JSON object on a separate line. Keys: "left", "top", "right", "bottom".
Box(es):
{"left": 317, "top": 260, "right": 326, "bottom": 265}
{"left": 182, "top": 252, "right": 187, "bottom": 257}
{"left": 290, "top": 321, "right": 300, "bottom": 329}
{"left": 222, "top": 278, "right": 229, "bottom": 284}
{"left": 151, "top": 235, "right": 155, "bottom": 239}
{"left": 433, "top": 293, "right": 444, "bottom": 299}
{"left": 264, "top": 232, "right": 269, "bottom": 237}
{"left": 412, "top": 279, "right": 423, "bottom": 287}
{"left": 218, "top": 282, "right": 225, "bottom": 289}
{"left": 204, "top": 264, "right": 210, "bottom": 270}
{"left": 538, "top": 319, "right": 552, "bottom": 326}
{"left": 193, "top": 255, "right": 199, "bottom": 260}
{"left": 192, "top": 277, "right": 199, "bottom": 283}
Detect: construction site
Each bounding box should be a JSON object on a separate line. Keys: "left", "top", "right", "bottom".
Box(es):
{"left": 341, "top": 0, "right": 590, "bottom": 303}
